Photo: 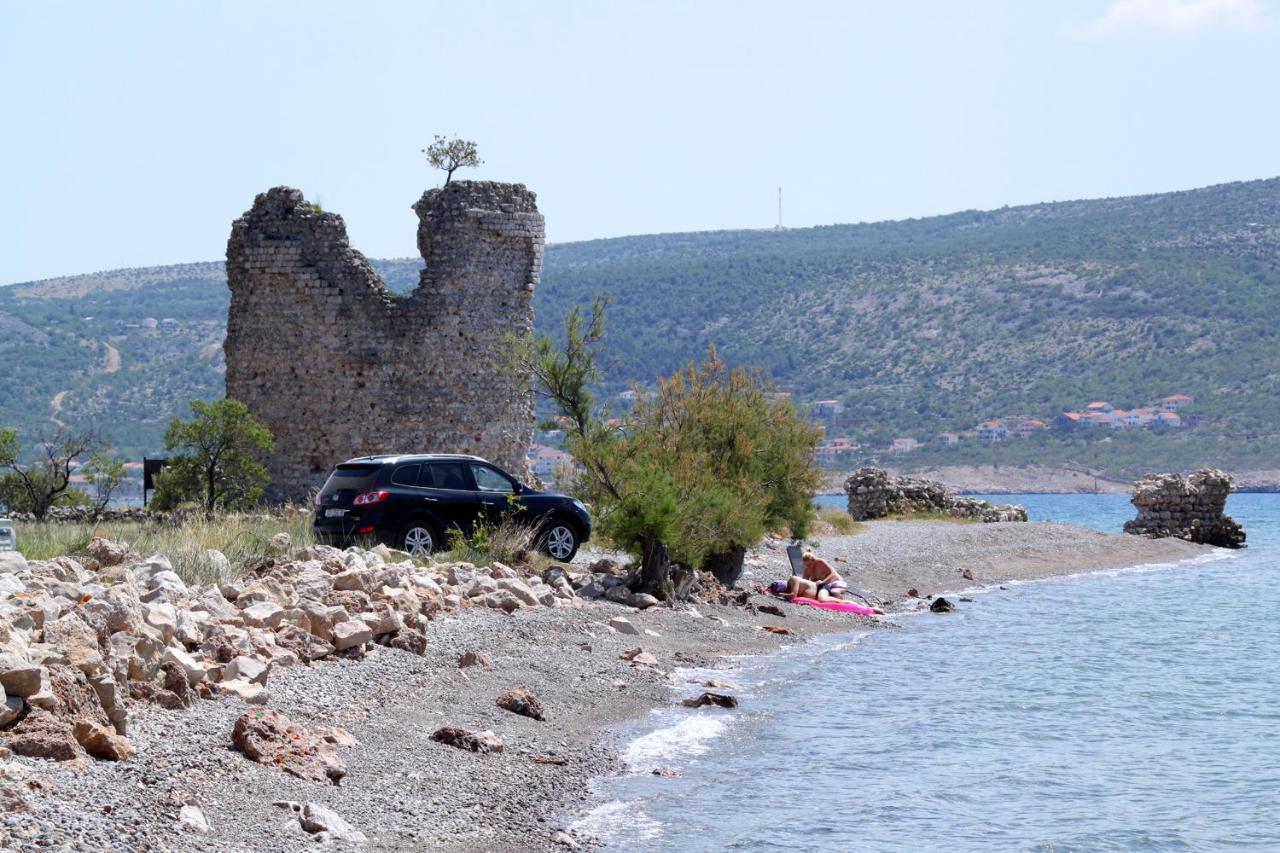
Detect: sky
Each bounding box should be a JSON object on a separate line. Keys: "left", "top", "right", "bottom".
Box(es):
{"left": 2, "top": 0, "right": 1278, "bottom": 284}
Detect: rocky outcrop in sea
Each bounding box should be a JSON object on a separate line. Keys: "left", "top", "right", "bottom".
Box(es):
{"left": 1123, "top": 468, "right": 1246, "bottom": 549}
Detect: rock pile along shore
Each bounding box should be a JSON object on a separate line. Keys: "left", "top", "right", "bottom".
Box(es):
{"left": 1123, "top": 468, "right": 1246, "bottom": 548}
{"left": 0, "top": 533, "right": 660, "bottom": 772}
{"left": 843, "top": 467, "right": 1028, "bottom": 523}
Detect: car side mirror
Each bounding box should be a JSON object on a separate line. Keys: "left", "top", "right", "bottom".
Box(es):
{"left": 512, "top": 482, "right": 525, "bottom": 494}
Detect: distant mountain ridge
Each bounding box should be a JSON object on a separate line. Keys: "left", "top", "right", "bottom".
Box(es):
{"left": 2, "top": 177, "right": 1278, "bottom": 475}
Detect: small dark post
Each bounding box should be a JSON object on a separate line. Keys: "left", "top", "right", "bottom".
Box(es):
{"left": 142, "top": 457, "right": 168, "bottom": 507}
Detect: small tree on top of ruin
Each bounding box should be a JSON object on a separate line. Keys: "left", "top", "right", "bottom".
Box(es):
{"left": 423, "top": 135, "right": 483, "bottom": 185}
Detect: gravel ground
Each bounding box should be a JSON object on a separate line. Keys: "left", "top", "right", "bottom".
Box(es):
{"left": 0, "top": 522, "right": 1210, "bottom": 851}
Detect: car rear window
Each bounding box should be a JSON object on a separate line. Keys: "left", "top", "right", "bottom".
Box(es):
{"left": 320, "top": 464, "right": 381, "bottom": 494}
{"left": 390, "top": 464, "right": 420, "bottom": 487}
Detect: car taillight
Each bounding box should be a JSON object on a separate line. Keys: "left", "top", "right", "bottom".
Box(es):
{"left": 353, "top": 490, "right": 390, "bottom": 507}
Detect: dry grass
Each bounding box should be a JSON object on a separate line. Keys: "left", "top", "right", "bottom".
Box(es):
{"left": 881, "top": 510, "right": 977, "bottom": 524}
{"left": 438, "top": 515, "right": 542, "bottom": 569}
{"left": 12, "top": 510, "right": 316, "bottom": 586}
{"left": 813, "top": 507, "right": 865, "bottom": 536}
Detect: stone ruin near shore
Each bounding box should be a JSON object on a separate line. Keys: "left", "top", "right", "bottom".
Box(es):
{"left": 843, "top": 467, "right": 1028, "bottom": 523}
{"left": 1123, "top": 468, "right": 1246, "bottom": 548}
{"left": 225, "top": 181, "right": 544, "bottom": 500}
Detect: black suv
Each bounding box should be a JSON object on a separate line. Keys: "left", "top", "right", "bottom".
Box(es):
{"left": 312, "top": 454, "right": 591, "bottom": 561}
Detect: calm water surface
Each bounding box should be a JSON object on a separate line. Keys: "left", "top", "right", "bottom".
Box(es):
{"left": 576, "top": 494, "right": 1279, "bottom": 851}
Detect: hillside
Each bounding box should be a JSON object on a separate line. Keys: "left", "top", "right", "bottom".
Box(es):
{"left": 1, "top": 177, "right": 1278, "bottom": 476}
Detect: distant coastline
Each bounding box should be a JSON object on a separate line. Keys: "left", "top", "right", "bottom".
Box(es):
{"left": 819, "top": 464, "right": 1280, "bottom": 496}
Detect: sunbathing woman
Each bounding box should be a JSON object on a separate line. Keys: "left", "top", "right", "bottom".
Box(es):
{"left": 785, "top": 551, "right": 848, "bottom": 601}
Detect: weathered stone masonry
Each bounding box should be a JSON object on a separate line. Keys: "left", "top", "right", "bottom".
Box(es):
{"left": 225, "top": 181, "right": 544, "bottom": 500}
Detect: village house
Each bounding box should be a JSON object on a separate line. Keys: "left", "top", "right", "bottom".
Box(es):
{"left": 1161, "top": 394, "right": 1193, "bottom": 412}
{"left": 1156, "top": 411, "right": 1183, "bottom": 428}
{"left": 812, "top": 399, "right": 844, "bottom": 418}
{"left": 527, "top": 444, "right": 574, "bottom": 484}
{"left": 935, "top": 432, "right": 959, "bottom": 447}
{"left": 815, "top": 437, "right": 861, "bottom": 466}
{"left": 976, "top": 420, "right": 1009, "bottom": 443}
{"left": 1085, "top": 401, "right": 1113, "bottom": 413}
{"left": 887, "top": 437, "right": 920, "bottom": 455}
{"left": 1011, "top": 418, "right": 1046, "bottom": 438}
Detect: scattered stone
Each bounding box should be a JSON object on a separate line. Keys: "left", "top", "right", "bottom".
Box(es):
{"left": 652, "top": 767, "right": 681, "bottom": 778}
{"left": 608, "top": 616, "right": 639, "bottom": 636}
{"left": 906, "top": 588, "right": 920, "bottom": 599}
{"left": 274, "top": 801, "right": 368, "bottom": 844}
{"left": 682, "top": 692, "right": 738, "bottom": 709}
{"left": 218, "top": 679, "right": 269, "bottom": 705}
{"left": 331, "top": 620, "right": 372, "bottom": 651}
{"left": 232, "top": 709, "right": 347, "bottom": 784}
{"left": 178, "top": 803, "right": 211, "bottom": 834}
{"left": 755, "top": 603, "right": 785, "bottom": 617}
{"left": 7, "top": 712, "right": 80, "bottom": 761}
{"left": 458, "top": 651, "right": 492, "bottom": 670}
{"left": 702, "top": 679, "right": 739, "bottom": 690}
{"left": 86, "top": 537, "right": 128, "bottom": 567}
{"left": 551, "top": 829, "right": 580, "bottom": 849}
{"left": 496, "top": 686, "right": 545, "bottom": 721}
{"left": 0, "top": 656, "right": 42, "bottom": 698}
{"left": 431, "top": 726, "right": 503, "bottom": 754}
{"left": 626, "top": 592, "right": 660, "bottom": 610}
{"left": 961, "top": 568, "right": 974, "bottom": 581}
{"left": 72, "top": 720, "right": 133, "bottom": 761}
{"left": 387, "top": 627, "right": 428, "bottom": 656}
{"left": 930, "top": 597, "right": 956, "bottom": 613}
{"left": 763, "top": 626, "right": 793, "bottom": 636}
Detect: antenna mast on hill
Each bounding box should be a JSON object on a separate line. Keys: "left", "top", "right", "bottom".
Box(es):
{"left": 777, "top": 186, "right": 783, "bottom": 229}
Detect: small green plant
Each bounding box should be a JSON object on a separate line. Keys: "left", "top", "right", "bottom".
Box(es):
{"left": 439, "top": 514, "right": 538, "bottom": 567}
{"left": 816, "top": 506, "right": 862, "bottom": 535}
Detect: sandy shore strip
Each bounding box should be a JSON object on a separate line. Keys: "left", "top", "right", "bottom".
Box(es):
{"left": 0, "top": 522, "right": 1211, "bottom": 852}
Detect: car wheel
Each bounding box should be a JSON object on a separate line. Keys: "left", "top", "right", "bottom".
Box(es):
{"left": 398, "top": 521, "right": 440, "bottom": 557}
{"left": 539, "top": 521, "right": 579, "bottom": 562}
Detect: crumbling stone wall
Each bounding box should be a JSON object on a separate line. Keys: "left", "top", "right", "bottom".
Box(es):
{"left": 843, "top": 467, "right": 1027, "bottom": 523}
{"left": 1123, "top": 468, "right": 1246, "bottom": 548}
{"left": 225, "top": 181, "right": 543, "bottom": 500}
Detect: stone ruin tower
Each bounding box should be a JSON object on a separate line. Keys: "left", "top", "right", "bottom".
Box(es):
{"left": 225, "top": 181, "right": 544, "bottom": 500}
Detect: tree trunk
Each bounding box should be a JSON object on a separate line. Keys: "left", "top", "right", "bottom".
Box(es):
{"left": 703, "top": 544, "right": 747, "bottom": 588}
{"left": 639, "top": 533, "right": 671, "bottom": 594}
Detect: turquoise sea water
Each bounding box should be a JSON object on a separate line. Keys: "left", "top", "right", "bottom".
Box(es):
{"left": 575, "top": 494, "right": 1279, "bottom": 851}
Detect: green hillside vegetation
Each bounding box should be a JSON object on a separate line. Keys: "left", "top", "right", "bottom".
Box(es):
{"left": 1, "top": 178, "right": 1277, "bottom": 476}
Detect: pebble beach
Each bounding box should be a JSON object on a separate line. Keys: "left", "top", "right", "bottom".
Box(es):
{"left": 0, "top": 521, "right": 1209, "bottom": 851}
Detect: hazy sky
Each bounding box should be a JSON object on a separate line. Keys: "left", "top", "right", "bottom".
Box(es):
{"left": 3, "top": 0, "right": 1277, "bottom": 284}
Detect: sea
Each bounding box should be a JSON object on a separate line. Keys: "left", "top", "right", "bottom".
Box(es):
{"left": 572, "top": 493, "right": 1279, "bottom": 851}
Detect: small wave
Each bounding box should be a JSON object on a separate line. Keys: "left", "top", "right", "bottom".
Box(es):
{"left": 622, "top": 713, "right": 731, "bottom": 768}
{"left": 570, "top": 799, "right": 663, "bottom": 845}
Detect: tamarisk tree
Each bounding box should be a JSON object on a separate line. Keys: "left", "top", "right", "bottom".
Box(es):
{"left": 0, "top": 427, "right": 100, "bottom": 521}
{"left": 530, "top": 299, "right": 820, "bottom": 597}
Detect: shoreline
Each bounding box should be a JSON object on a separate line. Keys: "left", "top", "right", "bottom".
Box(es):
{"left": 1, "top": 522, "right": 1213, "bottom": 851}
